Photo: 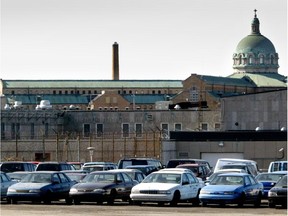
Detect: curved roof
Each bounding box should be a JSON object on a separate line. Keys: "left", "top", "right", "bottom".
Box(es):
{"left": 235, "top": 34, "right": 276, "bottom": 54}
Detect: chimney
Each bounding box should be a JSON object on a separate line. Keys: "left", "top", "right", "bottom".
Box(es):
{"left": 112, "top": 42, "right": 119, "bottom": 80}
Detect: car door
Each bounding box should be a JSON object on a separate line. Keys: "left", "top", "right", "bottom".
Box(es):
{"left": 49, "top": 173, "right": 63, "bottom": 199}
{"left": 58, "top": 173, "right": 74, "bottom": 198}
{"left": 186, "top": 173, "right": 199, "bottom": 198}
{"left": 120, "top": 173, "right": 135, "bottom": 197}
{"left": 1, "top": 173, "right": 14, "bottom": 197}
{"left": 243, "top": 176, "right": 258, "bottom": 201}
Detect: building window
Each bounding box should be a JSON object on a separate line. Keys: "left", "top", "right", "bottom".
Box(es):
{"left": 65, "top": 90, "right": 68, "bottom": 94}
{"left": 152, "top": 90, "right": 155, "bottom": 94}
{"left": 96, "top": 124, "right": 103, "bottom": 137}
{"left": 175, "top": 123, "right": 182, "bottom": 131}
{"left": 71, "top": 90, "right": 74, "bottom": 94}
{"left": 135, "top": 123, "right": 142, "bottom": 137}
{"left": 215, "top": 123, "right": 221, "bottom": 131}
{"left": 88, "top": 90, "right": 91, "bottom": 94}
{"left": 82, "top": 90, "right": 86, "bottom": 94}
{"left": 11, "top": 90, "right": 15, "bottom": 95}
{"left": 123, "top": 90, "right": 126, "bottom": 94}
{"left": 189, "top": 87, "right": 199, "bottom": 102}
{"left": 161, "top": 123, "right": 169, "bottom": 139}
{"left": 239, "top": 55, "right": 242, "bottom": 64}
{"left": 270, "top": 56, "right": 274, "bottom": 65}
{"left": 83, "top": 124, "right": 90, "bottom": 137}
{"left": 94, "top": 90, "right": 97, "bottom": 94}
{"left": 122, "top": 123, "right": 129, "bottom": 138}
{"left": 53, "top": 90, "right": 56, "bottom": 95}
{"left": 158, "top": 90, "right": 161, "bottom": 94}
{"left": 260, "top": 55, "right": 264, "bottom": 64}
{"left": 248, "top": 56, "right": 253, "bottom": 64}
{"left": 30, "top": 123, "right": 34, "bottom": 139}
{"left": 1, "top": 123, "right": 5, "bottom": 140}
{"left": 76, "top": 90, "right": 80, "bottom": 94}
{"left": 201, "top": 123, "right": 208, "bottom": 131}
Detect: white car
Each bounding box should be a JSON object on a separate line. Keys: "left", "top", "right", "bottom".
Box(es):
{"left": 130, "top": 168, "right": 203, "bottom": 206}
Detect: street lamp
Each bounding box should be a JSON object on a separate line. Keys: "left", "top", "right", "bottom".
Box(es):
{"left": 87, "top": 147, "right": 95, "bottom": 162}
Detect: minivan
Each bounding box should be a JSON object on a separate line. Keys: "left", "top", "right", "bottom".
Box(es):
{"left": 36, "top": 162, "right": 75, "bottom": 171}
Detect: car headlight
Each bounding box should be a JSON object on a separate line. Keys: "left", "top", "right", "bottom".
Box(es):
{"left": 268, "top": 191, "right": 277, "bottom": 197}
{"left": 200, "top": 190, "right": 208, "bottom": 194}
{"left": 158, "top": 190, "right": 171, "bottom": 195}
{"left": 8, "top": 188, "right": 16, "bottom": 193}
{"left": 69, "top": 188, "right": 78, "bottom": 193}
{"left": 29, "top": 189, "right": 41, "bottom": 193}
{"left": 131, "top": 188, "right": 139, "bottom": 194}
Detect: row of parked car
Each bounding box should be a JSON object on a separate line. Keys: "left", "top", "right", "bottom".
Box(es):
{"left": 0, "top": 158, "right": 287, "bottom": 208}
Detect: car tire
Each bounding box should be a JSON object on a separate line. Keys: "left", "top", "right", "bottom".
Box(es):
{"left": 201, "top": 202, "right": 207, "bottom": 207}
{"left": 254, "top": 193, "right": 262, "bottom": 207}
{"left": 73, "top": 199, "right": 81, "bottom": 205}
{"left": 237, "top": 193, "right": 245, "bottom": 207}
{"left": 65, "top": 197, "right": 73, "bottom": 205}
{"left": 192, "top": 190, "right": 201, "bottom": 206}
{"left": 107, "top": 189, "right": 116, "bottom": 205}
{"left": 170, "top": 191, "right": 180, "bottom": 206}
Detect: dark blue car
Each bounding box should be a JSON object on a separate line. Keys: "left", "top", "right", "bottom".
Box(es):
{"left": 199, "top": 173, "right": 263, "bottom": 207}
{"left": 7, "top": 171, "right": 76, "bottom": 204}
{"left": 255, "top": 171, "right": 287, "bottom": 198}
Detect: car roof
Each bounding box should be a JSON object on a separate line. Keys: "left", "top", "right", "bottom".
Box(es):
{"left": 110, "top": 169, "right": 141, "bottom": 173}
{"left": 214, "top": 169, "right": 246, "bottom": 173}
{"left": 217, "top": 172, "right": 250, "bottom": 177}
{"left": 156, "top": 168, "right": 193, "bottom": 173}
{"left": 176, "top": 163, "right": 205, "bottom": 167}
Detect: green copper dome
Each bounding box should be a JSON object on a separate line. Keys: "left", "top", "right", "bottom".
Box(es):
{"left": 235, "top": 34, "right": 276, "bottom": 54}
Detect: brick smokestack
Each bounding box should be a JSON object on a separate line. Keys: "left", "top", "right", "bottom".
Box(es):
{"left": 112, "top": 42, "right": 119, "bottom": 80}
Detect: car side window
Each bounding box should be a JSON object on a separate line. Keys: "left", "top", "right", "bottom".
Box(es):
{"left": 52, "top": 174, "right": 61, "bottom": 182}
{"left": 248, "top": 176, "right": 256, "bottom": 185}
{"left": 244, "top": 176, "right": 252, "bottom": 185}
{"left": 58, "top": 173, "right": 69, "bottom": 183}
{"left": 122, "top": 173, "right": 132, "bottom": 183}
{"left": 187, "top": 173, "right": 197, "bottom": 184}
{"left": 116, "top": 173, "right": 123, "bottom": 182}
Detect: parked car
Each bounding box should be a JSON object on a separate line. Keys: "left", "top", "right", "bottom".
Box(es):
{"left": 82, "top": 164, "right": 116, "bottom": 173}
{"left": 268, "top": 175, "right": 287, "bottom": 208}
{"left": 61, "top": 170, "right": 88, "bottom": 183}
{"left": 130, "top": 168, "right": 203, "bottom": 206}
{"left": 111, "top": 169, "right": 146, "bottom": 183}
{"left": 83, "top": 162, "right": 118, "bottom": 169}
{"left": 0, "top": 161, "right": 36, "bottom": 173}
{"left": 218, "top": 162, "right": 259, "bottom": 177}
{"left": 268, "top": 161, "right": 287, "bottom": 173}
{"left": 176, "top": 163, "right": 212, "bottom": 180}
{"left": 36, "top": 162, "right": 76, "bottom": 171}
{"left": 214, "top": 158, "right": 259, "bottom": 173}
{"left": 125, "top": 165, "right": 157, "bottom": 175}
{"left": 255, "top": 171, "right": 288, "bottom": 198}
{"left": 205, "top": 169, "right": 246, "bottom": 184}
{"left": 0, "top": 171, "right": 16, "bottom": 201}
{"left": 199, "top": 173, "right": 263, "bottom": 207}
{"left": 7, "top": 171, "right": 76, "bottom": 204}
{"left": 117, "top": 157, "right": 164, "bottom": 170}
{"left": 166, "top": 159, "right": 212, "bottom": 170}
{"left": 69, "top": 170, "right": 138, "bottom": 205}
{"left": 6, "top": 171, "right": 31, "bottom": 182}
{"left": 67, "top": 162, "right": 84, "bottom": 170}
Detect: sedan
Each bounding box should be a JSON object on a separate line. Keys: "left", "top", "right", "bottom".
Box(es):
{"left": 199, "top": 173, "right": 263, "bottom": 207}
{"left": 130, "top": 168, "right": 203, "bottom": 206}
{"left": 69, "top": 170, "right": 138, "bottom": 205}
{"left": 255, "top": 171, "right": 287, "bottom": 198}
{"left": 268, "top": 175, "right": 287, "bottom": 208}
{"left": 7, "top": 171, "right": 76, "bottom": 204}
{"left": 1, "top": 171, "right": 16, "bottom": 201}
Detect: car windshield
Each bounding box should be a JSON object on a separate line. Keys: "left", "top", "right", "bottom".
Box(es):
{"left": 275, "top": 175, "right": 287, "bottom": 188}
{"left": 142, "top": 173, "right": 181, "bottom": 184}
{"left": 210, "top": 176, "right": 243, "bottom": 185}
{"left": 83, "top": 173, "right": 115, "bottom": 183}
{"left": 256, "top": 174, "right": 285, "bottom": 182}
{"left": 22, "top": 173, "right": 51, "bottom": 183}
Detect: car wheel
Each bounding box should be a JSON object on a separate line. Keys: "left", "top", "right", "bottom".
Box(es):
{"left": 201, "top": 202, "right": 207, "bottom": 207}
{"left": 73, "top": 199, "right": 81, "bottom": 205}
{"left": 170, "top": 191, "right": 180, "bottom": 206}
{"left": 43, "top": 199, "right": 51, "bottom": 204}
{"left": 254, "top": 193, "right": 262, "bottom": 207}
{"left": 65, "top": 198, "right": 73, "bottom": 205}
{"left": 133, "top": 201, "right": 142, "bottom": 205}
{"left": 107, "top": 189, "right": 116, "bottom": 205}
{"left": 268, "top": 201, "right": 275, "bottom": 208}
{"left": 9, "top": 198, "right": 17, "bottom": 204}
{"left": 192, "top": 190, "right": 201, "bottom": 206}
{"left": 237, "top": 193, "right": 245, "bottom": 207}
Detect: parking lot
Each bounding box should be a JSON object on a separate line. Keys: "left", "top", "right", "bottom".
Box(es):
{"left": 1, "top": 201, "right": 287, "bottom": 216}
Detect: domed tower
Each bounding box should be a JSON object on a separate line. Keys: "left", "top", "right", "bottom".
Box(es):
{"left": 233, "top": 10, "right": 279, "bottom": 73}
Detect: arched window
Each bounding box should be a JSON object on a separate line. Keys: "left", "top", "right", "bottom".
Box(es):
{"left": 239, "top": 55, "right": 242, "bottom": 65}
{"left": 248, "top": 56, "right": 253, "bottom": 64}
{"left": 270, "top": 56, "right": 274, "bottom": 65}
{"left": 260, "top": 55, "right": 264, "bottom": 64}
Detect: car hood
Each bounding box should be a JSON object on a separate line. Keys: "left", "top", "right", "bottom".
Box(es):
{"left": 202, "top": 184, "right": 242, "bottom": 192}
{"left": 72, "top": 182, "right": 115, "bottom": 190}
{"left": 133, "top": 183, "right": 178, "bottom": 191}
{"left": 9, "top": 182, "right": 51, "bottom": 190}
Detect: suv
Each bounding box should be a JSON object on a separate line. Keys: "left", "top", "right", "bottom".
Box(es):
{"left": 36, "top": 162, "right": 75, "bottom": 171}
{"left": 176, "top": 163, "right": 212, "bottom": 180}
{"left": 117, "top": 157, "right": 164, "bottom": 170}
{"left": 0, "top": 162, "right": 36, "bottom": 173}
{"left": 166, "top": 159, "right": 212, "bottom": 170}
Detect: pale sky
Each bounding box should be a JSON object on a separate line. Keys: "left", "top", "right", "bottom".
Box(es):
{"left": 1, "top": 0, "right": 287, "bottom": 80}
